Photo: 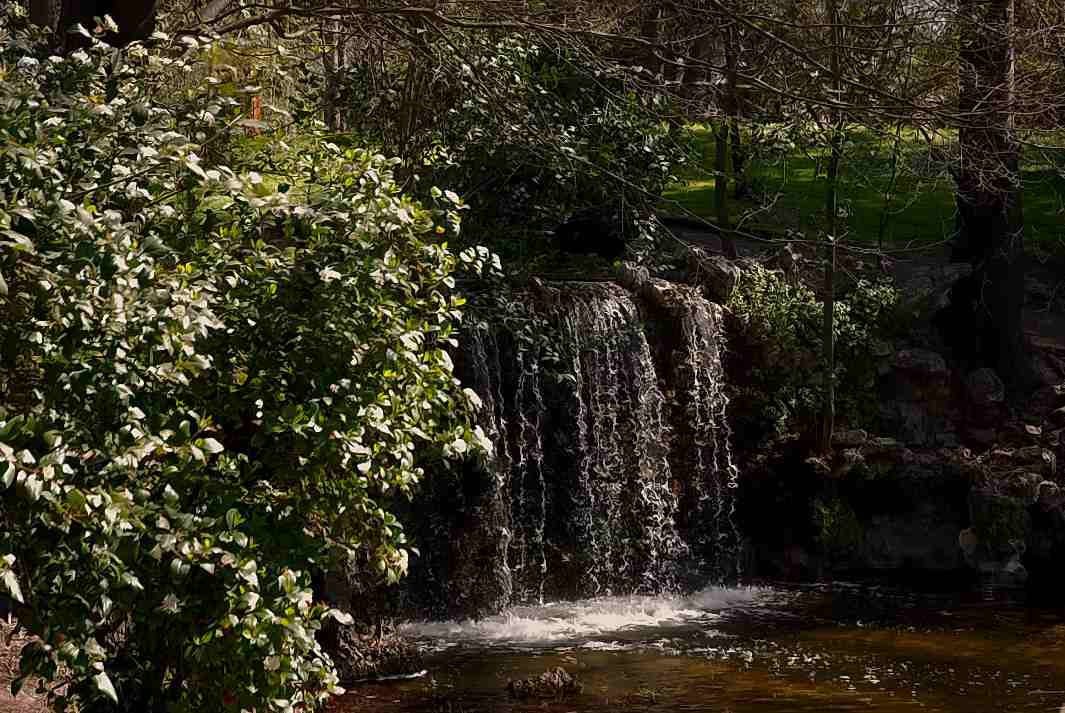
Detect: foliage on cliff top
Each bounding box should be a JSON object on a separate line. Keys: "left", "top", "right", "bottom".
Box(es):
{"left": 338, "top": 36, "right": 686, "bottom": 267}
{"left": 0, "top": 7, "right": 490, "bottom": 711}
{"left": 727, "top": 264, "right": 900, "bottom": 441}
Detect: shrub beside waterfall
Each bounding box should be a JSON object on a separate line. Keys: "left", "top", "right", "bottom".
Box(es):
{"left": 0, "top": 11, "right": 488, "bottom": 712}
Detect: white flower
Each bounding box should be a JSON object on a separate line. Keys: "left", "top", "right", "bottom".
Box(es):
{"left": 158, "top": 593, "right": 182, "bottom": 614}
{"left": 263, "top": 656, "right": 280, "bottom": 672}
{"left": 16, "top": 57, "right": 39, "bottom": 73}
{"left": 318, "top": 267, "right": 341, "bottom": 283}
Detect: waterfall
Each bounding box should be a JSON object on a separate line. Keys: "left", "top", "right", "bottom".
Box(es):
{"left": 665, "top": 284, "right": 742, "bottom": 583}
{"left": 555, "top": 284, "right": 682, "bottom": 597}
{"left": 408, "top": 279, "right": 739, "bottom": 617}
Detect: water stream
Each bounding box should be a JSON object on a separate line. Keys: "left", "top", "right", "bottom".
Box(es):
{"left": 335, "top": 583, "right": 1065, "bottom": 712}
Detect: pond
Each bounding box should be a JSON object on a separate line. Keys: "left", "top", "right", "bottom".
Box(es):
{"left": 331, "top": 582, "right": 1065, "bottom": 712}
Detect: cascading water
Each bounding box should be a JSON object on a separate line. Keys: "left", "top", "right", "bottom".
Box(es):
{"left": 555, "top": 284, "right": 682, "bottom": 597}
{"left": 406, "top": 279, "right": 740, "bottom": 618}
{"left": 663, "top": 283, "right": 743, "bottom": 583}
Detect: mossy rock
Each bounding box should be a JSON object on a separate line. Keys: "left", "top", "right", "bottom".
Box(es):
{"left": 971, "top": 494, "right": 1029, "bottom": 548}
{"left": 813, "top": 497, "right": 864, "bottom": 559}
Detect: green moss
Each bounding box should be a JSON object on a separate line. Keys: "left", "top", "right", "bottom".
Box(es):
{"left": 971, "top": 496, "right": 1029, "bottom": 548}
{"left": 813, "top": 497, "right": 864, "bottom": 559}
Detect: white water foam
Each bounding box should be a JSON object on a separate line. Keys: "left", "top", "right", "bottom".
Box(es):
{"left": 399, "top": 586, "right": 768, "bottom": 645}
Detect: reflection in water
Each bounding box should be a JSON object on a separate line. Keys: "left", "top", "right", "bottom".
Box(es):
{"left": 332, "top": 583, "right": 1065, "bottom": 712}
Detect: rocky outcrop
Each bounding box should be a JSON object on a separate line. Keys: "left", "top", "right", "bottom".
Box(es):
{"left": 685, "top": 246, "right": 741, "bottom": 303}
{"left": 741, "top": 433, "right": 1065, "bottom": 589}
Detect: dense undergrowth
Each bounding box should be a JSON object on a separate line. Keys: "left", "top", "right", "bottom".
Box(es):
{"left": 727, "top": 265, "right": 902, "bottom": 442}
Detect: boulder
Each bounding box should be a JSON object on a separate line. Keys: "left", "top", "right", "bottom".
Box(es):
{"left": 768, "top": 243, "right": 803, "bottom": 286}
{"left": 893, "top": 348, "right": 948, "bottom": 377}
{"left": 687, "top": 247, "right": 741, "bottom": 303}
{"left": 895, "top": 263, "right": 972, "bottom": 316}
{"left": 1037, "top": 480, "right": 1063, "bottom": 509}
{"left": 965, "top": 368, "right": 1005, "bottom": 408}
{"left": 330, "top": 629, "right": 425, "bottom": 684}
{"left": 882, "top": 349, "right": 953, "bottom": 446}
{"left": 507, "top": 667, "right": 583, "bottom": 700}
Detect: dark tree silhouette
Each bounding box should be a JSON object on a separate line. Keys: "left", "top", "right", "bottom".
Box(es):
{"left": 946, "top": 0, "right": 1030, "bottom": 390}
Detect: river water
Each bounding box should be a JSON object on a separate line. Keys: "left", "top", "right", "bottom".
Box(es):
{"left": 333, "top": 582, "right": 1065, "bottom": 712}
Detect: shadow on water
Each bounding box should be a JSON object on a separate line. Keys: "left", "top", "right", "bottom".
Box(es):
{"left": 331, "top": 582, "right": 1065, "bottom": 712}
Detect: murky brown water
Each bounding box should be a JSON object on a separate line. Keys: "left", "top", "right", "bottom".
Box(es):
{"left": 331, "top": 583, "right": 1065, "bottom": 712}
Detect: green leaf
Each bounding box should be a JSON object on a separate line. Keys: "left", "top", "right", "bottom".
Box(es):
{"left": 225, "top": 508, "right": 242, "bottom": 529}
{"left": 94, "top": 672, "right": 118, "bottom": 703}
{"left": 1, "top": 570, "right": 23, "bottom": 604}
{"left": 0, "top": 269, "right": 7, "bottom": 297}
{"left": 202, "top": 437, "right": 224, "bottom": 454}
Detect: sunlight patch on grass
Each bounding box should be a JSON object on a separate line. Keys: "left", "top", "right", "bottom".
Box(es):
{"left": 666, "top": 126, "right": 1065, "bottom": 251}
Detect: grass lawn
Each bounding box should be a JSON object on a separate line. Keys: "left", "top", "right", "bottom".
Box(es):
{"left": 663, "top": 124, "right": 1065, "bottom": 252}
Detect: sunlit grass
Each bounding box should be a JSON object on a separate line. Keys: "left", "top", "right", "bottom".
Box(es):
{"left": 665, "top": 125, "right": 1065, "bottom": 251}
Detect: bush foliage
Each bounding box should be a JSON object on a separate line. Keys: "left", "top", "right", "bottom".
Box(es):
{"left": 727, "top": 264, "right": 900, "bottom": 438}
{"left": 0, "top": 9, "right": 489, "bottom": 712}
{"left": 342, "top": 38, "right": 685, "bottom": 263}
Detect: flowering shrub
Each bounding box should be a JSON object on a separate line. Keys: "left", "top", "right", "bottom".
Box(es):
{"left": 0, "top": 8, "right": 488, "bottom": 711}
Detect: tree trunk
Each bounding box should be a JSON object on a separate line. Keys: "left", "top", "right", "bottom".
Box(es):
{"left": 948, "top": 0, "right": 1029, "bottom": 391}
{"left": 638, "top": 3, "right": 663, "bottom": 79}
{"left": 321, "top": 20, "right": 341, "bottom": 131}
{"left": 715, "top": 121, "right": 738, "bottom": 258}
{"left": 722, "top": 22, "right": 750, "bottom": 199}
{"left": 820, "top": 0, "right": 844, "bottom": 452}
{"left": 27, "top": 0, "right": 60, "bottom": 30}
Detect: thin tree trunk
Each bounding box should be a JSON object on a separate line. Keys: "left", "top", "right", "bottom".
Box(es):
{"left": 877, "top": 121, "right": 904, "bottom": 255}
{"left": 723, "top": 21, "right": 750, "bottom": 199}
{"left": 715, "top": 121, "right": 738, "bottom": 258}
{"left": 639, "top": 3, "right": 663, "bottom": 79}
{"left": 27, "top": 0, "right": 59, "bottom": 30}
{"left": 821, "top": 0, "right": 844, "bottom": 452}
{"left": 321, "top": 20, "right": 341, "bottom": 130}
